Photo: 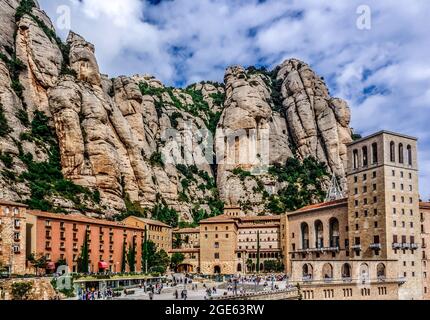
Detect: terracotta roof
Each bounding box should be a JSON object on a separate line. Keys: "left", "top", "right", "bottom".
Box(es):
{"left": 124, "top": 216, "right": 172, "bottom": 228}
{"left": 239, "top": 215, "right": 281, "bottom": 222}
{"left": 169, "top": 248, "right": 199, "bottom": 254}
{"left": 420, "top": 202, "right": 430, "bottom": 210}
{"left": 199, "top": 214, "right": 237, "bottom": 224}
{"left": 173, "top": 227, "right": 200, "bottom": 234}
{"left": 27, "top": 210, "right": 144, "bottom": 230}
{"left": 0, "top": 199, "right": 28, "bottom": 207}
{"left": 290, "top": 198, "right": 348, "bottom": 215}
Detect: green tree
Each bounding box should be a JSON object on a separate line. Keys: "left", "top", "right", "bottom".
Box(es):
{"left": 266, "top": 156, "right": 329, "bottom": 213}
{"left": 27, "top": 253, "right": 47, "bottom": 276}
{"left": 77, "top": 231, "right": 89, "bottom": 273}
{"left": 127, "top": 242, "right": 136, "bottom": 272}
{"left": 121, "top": 240, "right": 127, "bottom": 273}
{"left": 151, "top": 249, "right": 170, "bottom": 273}
{"left": 151, "top": 203, "right": 179, "bottom": 227}
{"left": 173, "top": 234, "right": 183, "bottom": 249}
{"left": 141, "top": 226, "right": 149, "bottom": 273}
{"left": 170, "top": 253, "right": 185, "bottom": 272}
{"left": 246, "top": 259, "right": 253, "bottom": 273}
{"left": 0, "top": 104, "right": 11, "bottom": 137}
{"left": 56, "top": 258, "right": 67, "bottom": 268}
{"left": 11, "top": 282, "right": 33, "bottom": 300}
{"left": 256, "top": 231, "right": 261, "bottom": 273}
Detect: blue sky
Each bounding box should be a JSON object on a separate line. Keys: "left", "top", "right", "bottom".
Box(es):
{"left": 38, "top": 0, "right": 430, "bottom": 200}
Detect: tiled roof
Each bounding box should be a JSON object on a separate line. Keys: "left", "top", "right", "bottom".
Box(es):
{"left": 0, "top": 199, "right": 28, "bottom": 207}
{"left": 27, "top": 210, "right": 142, "bottom": 229}
{"left": 199, "top": 214, "right": 237, "bottom": 224}
{"left": 420, "top": 202, "right": 430, "bottom": 210}
{"left": 169, "top": 248, "right": 200, "bottom": 254}
{"left": 125, "top": 216, "right": 171, "bottom": 228}
{"left": 239, "top": 215, "right": 281, "bottom": 222}
{"left": 291, "top": 198, "right": 348, "bottom": 214}
{"left": 173, "top": 227, "right": 200, "bottom": 234}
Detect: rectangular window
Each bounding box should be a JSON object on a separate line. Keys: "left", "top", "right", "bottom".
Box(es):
{"left": 214, "top": 253, "right": 220, "bottom": 259}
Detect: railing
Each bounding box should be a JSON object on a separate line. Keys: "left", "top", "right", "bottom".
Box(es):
{"left": 402, "top": 243, "right": 411, "bottom": 249}
{"left": 392, "top": 243, "right": 402, "bottom": 249}
{"left": 211, "top": 287, "right": 299, "bottom": 301}
{"left": 294, "top": 247, "right": 340, "bottom": 254}
{"left": 370, "top": 243, "right": 382, "bottom": 250}
{"left": 351, "top": 245, "right": 362, "bottom": 251}
{"left": 295, "top": 277, "right": 405, "bottom": 286}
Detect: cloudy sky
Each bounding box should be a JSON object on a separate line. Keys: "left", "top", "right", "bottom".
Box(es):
{"left": 38, "top": 0, "right": 430, "bottom": 199}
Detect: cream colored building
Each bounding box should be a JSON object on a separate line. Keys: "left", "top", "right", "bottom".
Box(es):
{"left": 346, "top": 131, "right": 422, "bottom": 300}
{"left": 171, "top": 227, "right": 200, "bottom": 273}
{"left": 0, "top": 201, "right": 27, "bottom": 275}
{"left": 420, "top": 202, "right": 430, "bottom": 299}
{"left": 123, "top": 216, "right": 172, "bottom": 252}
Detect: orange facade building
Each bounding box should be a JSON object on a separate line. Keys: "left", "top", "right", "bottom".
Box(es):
{"left": 26, "top": 211, "right": 170, "bottom": 273}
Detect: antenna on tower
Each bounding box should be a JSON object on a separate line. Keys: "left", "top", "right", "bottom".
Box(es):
{"left": 325, "top": 173, "right": 345, "bottom": 202}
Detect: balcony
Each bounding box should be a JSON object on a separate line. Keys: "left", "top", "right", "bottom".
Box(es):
{"left": 402, "top": 243, "right": 411, "bottom": 249}
{"left": 342, "top": 277, "right": 353, "bottom": 283}
{"left": 410, "top": 243, "right": 419, "bottom": 250}
{"left": 370, "top": 243, "right": 382, "bottom": 250}
{"left": 351, "top": 244, "right": 362, "bottom": 251}
{"left": 392, "top": 243, "right": 402, "bottom": 249}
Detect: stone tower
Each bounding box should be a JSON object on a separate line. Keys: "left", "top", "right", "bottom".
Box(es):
{"left": 346, "top": 131, "right": 422, "bottom": 300}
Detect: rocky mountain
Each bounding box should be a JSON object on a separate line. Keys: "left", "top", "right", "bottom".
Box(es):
{"left": 0, "top": 0, "right": 353, "bottom": 224}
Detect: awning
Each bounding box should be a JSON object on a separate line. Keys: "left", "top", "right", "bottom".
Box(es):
{"left": 46, "top": 262, "right": 56, "bottom": 270}
{"left": 98, "top": 261, "right": 109, "bottom": 269}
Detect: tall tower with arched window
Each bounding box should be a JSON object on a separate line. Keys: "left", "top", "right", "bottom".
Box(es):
{"left": 346, "top": 131, "right": 422, "bottom": 300}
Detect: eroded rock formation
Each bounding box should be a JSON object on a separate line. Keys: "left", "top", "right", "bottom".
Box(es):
{"left": 0, "top": 1, "right": 352, "bottom": 220}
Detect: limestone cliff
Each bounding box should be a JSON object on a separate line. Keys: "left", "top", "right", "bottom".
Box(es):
{"left": 0, "top": 0, "right": 352, "bottom": 221}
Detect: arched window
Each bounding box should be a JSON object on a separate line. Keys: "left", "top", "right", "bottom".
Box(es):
{"left": 377, "top": 263, "right": 386, "bottom": 279}
{"left": 322, "top": 263, "right": 333, "bottom": 280}
{"left": 353, "top": 149, "right": 359, "bottom": 169}
{"left": 315, "top": 220, "right": 324, "bottom": 248}
{"left": 407, "top": 145, "right": 412, "bottom": 166}
{"left": 399, "top": 143, "right": 404, "bottom": 164}
{"left": 372, "top": 143, "right": 378, "bottom": 164}
{"left": 329, "top": 218, "right": 340, "bottom": 248}
{"left": 301, "top": 223, "right": 310, "bottom": 249}
{"left": 390, "top": 142, "right": 395, "bottom": 162}
{"left": 362, "top": 146, "right": 368, "bottom": 166}
{"left": 302, "top": 264, "right": 313, "bottom": 280}
{"left": 359, "top": 263, "right": 370, "bottom": 283}
{"left": 342, "top": 263, "right": 352, "bottom": 278}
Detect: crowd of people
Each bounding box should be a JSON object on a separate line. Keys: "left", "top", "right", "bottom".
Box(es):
{"left": 75, "top": 273, "right": 290, "bottom": 300}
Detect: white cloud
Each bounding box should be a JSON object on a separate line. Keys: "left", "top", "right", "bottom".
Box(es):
{"left": 38, "top": 0, "right": 430, "bottom": 198}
